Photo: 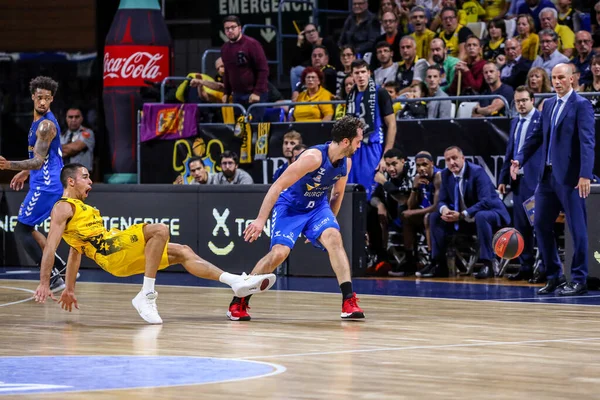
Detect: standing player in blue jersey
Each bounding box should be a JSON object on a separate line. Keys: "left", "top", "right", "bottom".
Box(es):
{"left": 0, "top": 76, "right": 67, "bottom": 291}
{"left": 228, "top": 115, "right": 366, "bottom": 321}
{"left": 345, "top": 59, "right": 397, "bottom": 199}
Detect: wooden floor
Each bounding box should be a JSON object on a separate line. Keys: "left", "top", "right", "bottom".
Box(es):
{"left": 2, "top": 279, "right": 600, "bottom": 399}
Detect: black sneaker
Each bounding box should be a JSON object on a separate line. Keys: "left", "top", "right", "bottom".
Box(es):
{"left": 50, "top": 268, "right": 65, "bottom": 292}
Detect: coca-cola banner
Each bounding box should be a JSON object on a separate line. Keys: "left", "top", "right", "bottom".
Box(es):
{"left": 103, "top": 45, "right": 170, "bottom": 87}
{"left": 140, "top": 103, "right": 198, "bottom": 142}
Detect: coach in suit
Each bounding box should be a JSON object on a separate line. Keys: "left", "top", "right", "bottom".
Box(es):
{"left": 427, "top": 146, "right": 511, "bottom": 279}
{"left": 512, "top": 63, "right": 595, "bottom": 296}
{"left": 498, "top": 86, "right": 544, "bottom": 282}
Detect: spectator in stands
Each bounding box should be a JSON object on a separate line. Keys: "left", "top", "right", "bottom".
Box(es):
{"left": 293, "top": 46, "right": 337, "bottom": 101}
{"left": 425, "top": 66, "right": 452, "bottom": 118}
{"left": 398, "top": 83, "right": 429, "bottom": 119}
{"left": 337, "top": 46, "right": 357, "bottom": 97}
{"left": 273, "top": 130, "right": 303, "bottom": 181}
{"left": 483, "top": 0, "right": 510, "bottom": 20}
{"left": 209, "top": 151, "right": 253, "bottom": 185}
{"left": 568, "top": 63, "right": 584, "bottom": 92}
{"left": 516, "top": 14, "right": 540, "bottom": 61}
{"left": 472, "top": 62, "right": 515, "bottom": 117}
{"left": 430, "top": 0, "right": 468, "bottom": 32}
{"left": 345, "top": 59, "right": 397, "bottom": 200}
{"left": 400, "top": 151, "right": 442, "bottom": 276}
{"left": 174, "top": 156, "right": 210, "bottom": 185}
{"left": 374, "top": 42, "right": 399, "bottom": 85}
{"left": 574, "top": 31, "right": 595, "bottom": 86}
{"left": 556, "top": 0, "right": 584, "bottom": 32}
{"left": 417, "top": 38, "right": 460, "bottom": 91}
{"left": 338, "top": 0, "right": 381, "bottom": 57}
{"left": 383, "top": 81, "right": 403, "bottom": 114}
{"left": 593, "top": 2, "right": 600, "bottom": 51}
{"left": 497, "top": 39, "right": 532, "bottom": 89}
{"left": 368, "top": 148, "right": 413, "bottom": 275}
{"left": 335, "top": 75, "right": 355, "bottom": 119}
{"left": 517, "top": 0, "right": 556, "bottom": 31}
{"left": 395, "top": 36, "right": 428, "bottom": 94}
{"left": 371, "top": 12, "right": 402, "bottom": 70}
{"left": 436, "top": 7, "right": 474, "bottom": 60}
{"left": 60, "top": 107, "right": 95, "bottom": 174}
{"left": 462, "top": 0, "right": 487, "bottom": 23}
{"left": 539, "top": 8, "right": 574, "bottom": 58}
{"left": 397, "top": 0, "right": 417, "bottom": 35}
{"left": 582, "top": 54, "right": 600, "bottom": 115}
{"left": 379, "top": 0, "right": 401, "bottom": 27}
{"left": 220, "top": 16, "right": 269, "bottom": 121}
{"left": 482, "top": 19, "right": 506, "bottom": 62}
{"left": 291, "top": 144, "right": 308, "bottom": 162}
{"left": 291, "top": 67, "right": 334, "bottom": 122}
{"left": 448, "top": 35, "right": 486, "bottom": 95}
{"left": 531, "top": 29, "right": 570, "bottom": 78}
{"left": 426, "top": 146, "right": 510, "bottom": 279}
{"left": 410, "top": 6, "right": 436, "bottom": 59}
{"left": 526, "top": 66, "right": 552, "bottom": 110}
{"left": 290, "top": 23, "right": 339, "bottom": 92}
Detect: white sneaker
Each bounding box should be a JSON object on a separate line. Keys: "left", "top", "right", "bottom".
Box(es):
{"left": 230, "top": 273, "right": 276, "bottom": 298}
{"left": 131, "top": 291, "right": 163, "bottom": 324}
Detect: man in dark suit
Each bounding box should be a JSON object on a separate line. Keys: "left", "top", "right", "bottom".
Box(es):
{"left": 512, "top": 63, "right": 595, "bottom": 296}
{"left": 497, "top": 39, "right": 532, "bottom": 90}
{"left": 498, "top": 86, "right": 544, "bottom": 282}
{"left": 426, "top": 146, "right": 511, "bottom": 278}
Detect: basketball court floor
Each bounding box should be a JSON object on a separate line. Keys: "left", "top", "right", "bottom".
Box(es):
{"left": 2, "top": 268, "right": 600, "bottom": 399}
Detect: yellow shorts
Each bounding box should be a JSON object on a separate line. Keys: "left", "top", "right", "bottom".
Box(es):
{"left": 93, "top": 223, "right": 170, "bottom": 277}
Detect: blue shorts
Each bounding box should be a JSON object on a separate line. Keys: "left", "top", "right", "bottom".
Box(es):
{"left": 347, "top": 142, "right": 382, "bottom": 200}
{"left": 270, "top": 201, "right": 340, "bottom": 251}
{"left": 17, "top": 190, "right": 62, "bottom": 226}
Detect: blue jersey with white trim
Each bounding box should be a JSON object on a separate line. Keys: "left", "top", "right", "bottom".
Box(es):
{"left": 277, "top": 142, "right": 347, "bottom": 211}
{"left": 28, "top": 111, "right": 63, "bottom": 193}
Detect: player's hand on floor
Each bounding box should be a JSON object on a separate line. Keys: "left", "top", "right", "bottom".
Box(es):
{"left": 244, "top": 219, "right": 264, "bottom": 243}
{"left": 34, "top": 283, "right": 57, "bottom": 303}
{"left": 58, "top": 289, "right": 79, "bottom": 312}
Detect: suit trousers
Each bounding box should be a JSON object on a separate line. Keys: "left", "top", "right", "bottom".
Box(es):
{"left": 534, "top": 168, "right": 588, "bottom": 284}
{"left": 512, "top": 176, "right": 537, "bottom": 271}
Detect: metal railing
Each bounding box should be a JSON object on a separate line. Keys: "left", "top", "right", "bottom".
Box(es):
{"left": 393, "top": 94, "right": 512, "bottom": 114}
{"left": 242, "top": 23, "right": 280, "bottom": 72}
{"left": 201, "top": 49, "right": 222, "bottom": 75}
{"left": 159, "top": 76, "right": 190, "bottom": 103}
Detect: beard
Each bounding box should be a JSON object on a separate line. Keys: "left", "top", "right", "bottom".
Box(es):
{"left": 432, "top": 54, "right": 444, "bottom": 64}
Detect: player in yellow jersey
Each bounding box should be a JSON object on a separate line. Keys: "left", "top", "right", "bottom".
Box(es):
{"left": 33, "top": 163, "right": 276, "bottom": 324}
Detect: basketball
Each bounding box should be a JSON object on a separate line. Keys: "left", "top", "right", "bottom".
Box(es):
{"left": 493, "top": 228, "right": 525, "bottom": 259}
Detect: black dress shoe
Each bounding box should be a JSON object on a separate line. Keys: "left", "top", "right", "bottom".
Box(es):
{"left": 538, "top": 276, "right": 567, "bottom": 295}
{"left": 557, "top": 282, "right": 588, "bottom": 296}
{"left": 507, "top": 270, "right": 533, "bottom": 281}
{"left": 421, "top": 265, "right": 449, "bottom": 278}
{"left": 474, "top": 265, "right": 493, "bottom": 279}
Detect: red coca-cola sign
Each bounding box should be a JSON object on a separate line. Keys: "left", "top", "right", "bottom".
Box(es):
{"left": 103, "top": 45, "right": 169, "bottom": 87}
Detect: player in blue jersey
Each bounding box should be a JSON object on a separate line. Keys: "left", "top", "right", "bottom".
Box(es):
{"left": 227, "top": 115, "right": 366, "bottom": 321}
{"left": 0, "top": 76, "right": 68, "bottom": 291}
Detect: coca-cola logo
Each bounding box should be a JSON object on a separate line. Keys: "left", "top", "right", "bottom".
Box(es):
{"left": 103, "top": 45, "right": 170, "bottom": 87}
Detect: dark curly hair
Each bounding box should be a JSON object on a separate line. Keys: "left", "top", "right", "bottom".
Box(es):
{"left": 331, "top": 115, "right": 364, "bottom": 143}
{"left": 29, "top": 76, "right": 59, "bottom": 96}
{"left": 300, "top": 66, "right": 325, "bottom": 86}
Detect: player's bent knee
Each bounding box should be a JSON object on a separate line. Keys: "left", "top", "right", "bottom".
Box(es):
{"left": 271, "top": 244, "right": 291, "bottom": 262}
{"left": 15, "top": 221, "right": 34, "bottom": 236}
{"left": 320, "top": 228, "right": 343, "bottom": 249}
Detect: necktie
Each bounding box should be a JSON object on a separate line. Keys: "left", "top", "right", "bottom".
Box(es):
{"left": 547, "top": 98, "right": 563, "bottom": 165}
{"left": 513, "top": 118, "right": 525, "bottom": 160}
{"left": 453, "top": 176, "right": 460, "bottom": 231}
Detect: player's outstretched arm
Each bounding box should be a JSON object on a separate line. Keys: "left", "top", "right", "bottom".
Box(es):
{"left": 330, "top": 158, "right": 352, "bottom": 217}
{"left": 244, "top": 150, "right": 322, "bottom": 242}
{"left": 58, "top": 248, "right": 81, "bottom": 313}
{"left": 34, "top": 202, "right": 73, "bottom": 303}
{"left": 0, "top": 120, "right": 57, "bottom": 171}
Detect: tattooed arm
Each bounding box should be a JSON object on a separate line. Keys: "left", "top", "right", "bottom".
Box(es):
{"left": 0, "top": 120, "right": 56, "bottom": 170}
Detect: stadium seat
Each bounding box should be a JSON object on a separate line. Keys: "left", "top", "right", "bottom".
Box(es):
{"left": 580, "top": 12, "right": 591, "bottom": 32}
{"left": 466, "top": 22, "right": 487, "bottom": 40}
{"left": 450, "top": 102, "right": 456, "bottom": 118}
{"left": 456, "top": 101, "right": 479, "bottom": 118}
{"left": 263, "top": 107, "right": 285, "bottom": 122}
{"left": 504, "top": 18, "right": 516, "bottom": 40}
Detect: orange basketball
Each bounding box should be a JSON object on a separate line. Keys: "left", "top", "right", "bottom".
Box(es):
{"left": 493, "top": 227, "right": 524, "bottom": 260}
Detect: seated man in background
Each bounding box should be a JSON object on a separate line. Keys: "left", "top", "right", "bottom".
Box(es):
{"left": 60, "top": 107, "right": 95, "bottom": 175}
{"left": 273, "top": 130, "right": 303, "bottom": 181}
{"left": 472, "top": 62, "right": 514, "bottom": 117}
{"left": 367, "top": 148, "right": 412, "bottom": 275}
{"left": 208, "top": 151, "right": 253, "bottom": 185}
{"left": 425, "top": 146, "right": 510, "bottom": 278}
{"left": 173, "top": 156, "right": 210, "bottom": 185}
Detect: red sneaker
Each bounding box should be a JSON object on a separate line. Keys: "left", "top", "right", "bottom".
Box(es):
{"left": 341, "top": 293, "right": 365, "bottom": 319}
{"left": 227, "top": 297, "right": 251, "bottom": 321}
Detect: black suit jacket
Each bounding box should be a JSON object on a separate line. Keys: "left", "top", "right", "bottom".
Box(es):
{"left": 500, "top": 57, "right": 532, "bottom": 89}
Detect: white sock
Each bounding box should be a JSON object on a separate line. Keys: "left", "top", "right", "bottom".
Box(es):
{"left": 142, "top": 276, "right": 156, "bottom": 294}
{"left": 219, "top": 272, "right": 238, "bottom": 286}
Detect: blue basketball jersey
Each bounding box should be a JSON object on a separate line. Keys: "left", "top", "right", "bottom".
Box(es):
{"left": 28, "top": 111, "right": 63, "bottom": 193}
{"left": 276, "top": 142, "right": 347, "bottom": 211}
